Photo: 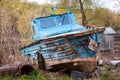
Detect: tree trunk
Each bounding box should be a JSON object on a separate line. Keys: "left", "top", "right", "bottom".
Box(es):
{"left": 79, "top": 0, "right": 87, "bottom": 26}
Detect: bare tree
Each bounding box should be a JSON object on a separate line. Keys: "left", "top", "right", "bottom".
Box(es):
{"left": 78, "top": 0, "right": 87, "bottom": 26}
{"left": 75, "top": 0, "right": 93, "bottom": 26}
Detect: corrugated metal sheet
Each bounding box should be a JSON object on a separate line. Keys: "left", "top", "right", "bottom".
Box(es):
{"left": 104, "top": 27, "right": 116, "bottom": 35}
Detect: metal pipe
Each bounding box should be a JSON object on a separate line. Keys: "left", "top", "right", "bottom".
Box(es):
{"left": 0, "top": 63, "right": 34, "bottom": 76}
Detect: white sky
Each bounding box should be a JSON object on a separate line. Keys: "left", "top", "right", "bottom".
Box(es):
{"left": 27, "top": 0, "right": 51, "bottom": 4}
{"left": 27, "top": 0, "right": 119, "bottom": 11}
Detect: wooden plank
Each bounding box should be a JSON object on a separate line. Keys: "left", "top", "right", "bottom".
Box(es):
{"left": 45, "top": 57, "right": 97, "bottom": 67}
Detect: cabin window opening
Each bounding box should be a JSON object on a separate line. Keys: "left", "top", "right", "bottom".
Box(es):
{"left": 57, "top": 14, "right": 70, "bottom": 25}
{"left": 40, "top": 18, "right": 56, "bottom": 28}
{"left": 32, "top": 26, "right": 35, "bottom": 35}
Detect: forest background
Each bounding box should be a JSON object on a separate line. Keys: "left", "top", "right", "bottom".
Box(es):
{"left": 0, "top": 0, "right": 120, "bottom": 65}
